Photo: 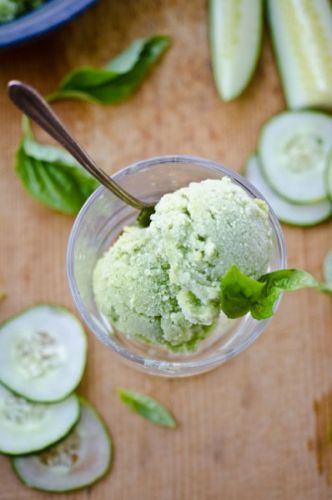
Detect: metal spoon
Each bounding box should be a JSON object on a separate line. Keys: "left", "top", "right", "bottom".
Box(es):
{"left": 7, "top": 80, "right": 154, "bottom": 224}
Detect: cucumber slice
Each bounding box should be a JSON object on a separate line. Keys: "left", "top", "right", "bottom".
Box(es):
{"left": 0, "top": 384, "right": 79, "bottom": 455}
{"left": 267, "top": 0, "right": 332, "bottom": 110}
{"left": 0, "top": 305, "right": 87, "bottom": 402}
{"left": 326, "top": 151, "right": 332, "bottom": 202}
{"left": 258, "top": 111, "right": 332, "bottom": 205}
{"left": 12, "top": 399, "right": 112, "bottom": 492}
{"left": 209, "top": 0, "right": 263, "bottom": 101}
{"left": 245, "top": 155, "right": 332, "bottom": 227}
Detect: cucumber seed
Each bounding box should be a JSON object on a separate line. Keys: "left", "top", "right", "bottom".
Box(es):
{"left": 2, "top": 394, "right": 45, "bottom": 426}
{"left": 283, "top": 135, "right": 325, "bottom": 173}
{"left": 14, "top": 330, "right": 66, "bottom": 378}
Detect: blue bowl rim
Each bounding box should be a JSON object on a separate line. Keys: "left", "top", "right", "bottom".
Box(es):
{"left": 0, "top": 0, "right": 97, "bottom": 48}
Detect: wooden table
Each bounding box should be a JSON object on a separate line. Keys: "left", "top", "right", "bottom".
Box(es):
{"left": 0, "top": 1, "right": 331, "bottom": 498}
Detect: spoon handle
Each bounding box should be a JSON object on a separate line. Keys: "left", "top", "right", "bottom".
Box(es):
{"left": 7, "top": 80, "right": 150, "bottom": 210}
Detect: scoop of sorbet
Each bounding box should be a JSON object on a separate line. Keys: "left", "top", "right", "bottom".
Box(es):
{"left": 93, "top": 177, "right": 273, "bottom": 352}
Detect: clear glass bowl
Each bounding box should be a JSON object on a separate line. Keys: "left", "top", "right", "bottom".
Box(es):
{"left": 67, "top": 155, "right": 287, "bottom": 377}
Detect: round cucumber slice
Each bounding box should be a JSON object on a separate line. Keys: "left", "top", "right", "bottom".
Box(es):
{"left": 209, "top": 0, "right": 263, "bottom": 101}
{"left": 0, "top": 305, "right": 87, "bottom": 402}
{"left": 326, "top": 151, "right": 332, "bottom": 203}
{"left": 12, "top": 399, "right": 112, "bottom": 492}
{"left": 258, "top": 111, "right": 332, "bottom": 204}
{"left": 0, "top": 384, "right": 80, "bottom": 455}
{"left": 245, "top": 154, "right": 332, "bottom": 227}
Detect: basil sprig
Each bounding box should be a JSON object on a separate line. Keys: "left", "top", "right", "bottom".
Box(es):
{"left": 48, "top": 35, "right": 171, "bottom": 104}
{"left": 220, "top": 265, "right": 321, "bottom": 320}
{"left": 14, "top": 36, "right": 171, "bottom": 213}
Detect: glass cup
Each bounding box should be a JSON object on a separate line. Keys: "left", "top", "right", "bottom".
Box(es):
{"left": 67, "top": 155, "right": 287, "bottom": 377}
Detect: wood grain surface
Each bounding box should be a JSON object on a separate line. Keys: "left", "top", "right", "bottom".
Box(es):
{"left": 0, "top": 1, "right": 332, "bottom": 499}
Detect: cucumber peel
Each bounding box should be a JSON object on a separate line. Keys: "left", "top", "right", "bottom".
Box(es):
{"left": 209, "top": 0, "right": 263, "bottom": 101}
{"left": 0, "top": 384, "right": 80, "bottom": 455}
{"left": 245, "top": 154, "right": 332, "bottom": 227}
{"left": 258, "top": 111, "right": 332, "bottom": 205}
{"left": 0, "top": 305, "right": 87, "bottom": 402}
{"left": 11, "top": 399, "right": 112, "bottom": 492}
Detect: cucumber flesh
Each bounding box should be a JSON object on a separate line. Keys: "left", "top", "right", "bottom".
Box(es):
{"left": 245, "top": 155, "right": 332, "bottom": 227}
{"left": 258, "top": 111, "right": 332, "bottom": 205}
{"left": 326, "top": 151, "right": 332, "bottom": 202}
{"left": 12, "top": 399, "right": 112, "bottom": 492}
{"left": 0, "top": 305, "right": 87, "bottom": 402}
{"left": 209, "top": 0, "right": 262, "bottom": 101}
{"left": 267, "top": 0, "right": 332, "bottom": 110}
{"left": 0, "top": 384, "right": 79, "bottom": 455}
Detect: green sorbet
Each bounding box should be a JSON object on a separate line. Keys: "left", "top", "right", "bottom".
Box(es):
{"left": 93, "top": 227, "right": 212, "bottom": 352}
{"left": 150, "top": 177, "right": 272, "bottom": 303}
{"left": 93, "top": 177, "right": 273, "bottom": 352}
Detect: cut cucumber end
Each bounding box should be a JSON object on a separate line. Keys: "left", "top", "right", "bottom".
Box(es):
{"left": 258, "top": 111, "right": 332, "bottom": 205}
{"left": 267, "top": 0, "right": 332, "bottom": 110}
{"left": 209, "top": 0, "right": 263, "bottom": 102}
{"left": 0, "top": 384, "right": 80, "bottom": 455}
{"left": 0, "top": 304, "right": 87, "bottom": 403}
{"left": 11, "top": 399, "right": 112, "bottom": 492}
{"left": 245, "top": 154, "right": 332, "bottom": 227}
{"left": 323, "top": 250, "right": 332, "bottom": 285}
{"left": 326, "top": 151, "right": 332, "bottom": 203}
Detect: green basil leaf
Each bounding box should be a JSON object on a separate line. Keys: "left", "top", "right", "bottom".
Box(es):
{"left": 219, "top": 266, "right": 265, "bottom": 319}
{"left": 16, "top": 136, "right": 99, "bottom": 214}
{"left": 252, "top": 269, "right": 319, "bottom": 319}
{"left": 48, "top": 35, "right": 171, "bottom": 104}
{"left": 117, "top": 388, "right": 176, "bottom": 428}
{"left": 220, "top": 265, "right": 320, "bottom": 320}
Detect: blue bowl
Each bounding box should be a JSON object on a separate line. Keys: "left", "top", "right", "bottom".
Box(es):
{"left": 0, "top": 0, "right": 97, "bottom": 48}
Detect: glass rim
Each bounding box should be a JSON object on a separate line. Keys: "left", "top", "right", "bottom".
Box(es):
{"left": 67, "top": 154, "right": 287, "bottom": 375}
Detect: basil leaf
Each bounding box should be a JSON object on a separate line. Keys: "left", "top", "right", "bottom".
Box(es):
{"left": 117, "top": 388, "right": 176, "bottom": 428}
{"left": 219, "top": 266, "right": 265, "bottom": 319}
{"left": 253, "top": 269, "right": 319, "bottom": 319}
{"left": 16, "top": 136, "right": 99, "bottom": 214}
{"left": 220, "top": 265, "right": 320, "bottom": 320}
{"left": 48, "top": 35, "right": 171, "bottom": 104}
